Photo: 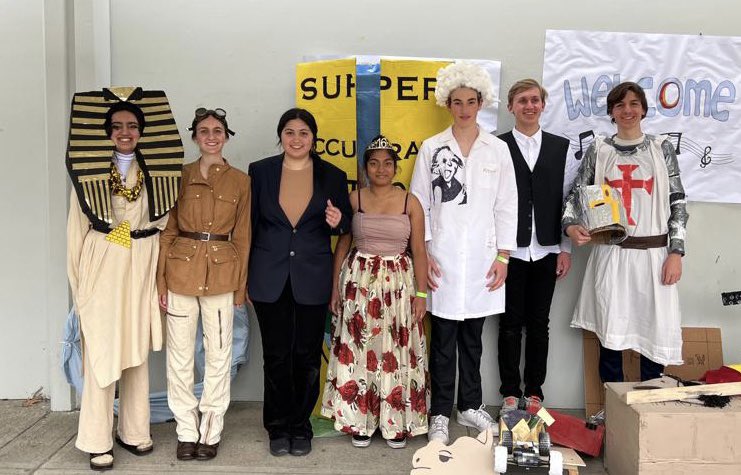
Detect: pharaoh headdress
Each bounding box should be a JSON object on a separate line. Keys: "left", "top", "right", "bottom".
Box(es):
{"left": 65, "top": 87, "right": 183, "bottom": 232}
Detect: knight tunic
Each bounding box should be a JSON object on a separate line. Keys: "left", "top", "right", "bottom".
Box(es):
{"left": 562, "top": 135, "right": 688, "bottom": 365}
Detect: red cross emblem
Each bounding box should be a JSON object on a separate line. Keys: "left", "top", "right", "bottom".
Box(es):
{"left": 605, "top": 164, "right": 653, "bottom": 225}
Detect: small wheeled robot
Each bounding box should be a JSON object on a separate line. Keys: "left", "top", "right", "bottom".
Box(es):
{"left": 493, "top": 409, "right": 562, "bottom": 474}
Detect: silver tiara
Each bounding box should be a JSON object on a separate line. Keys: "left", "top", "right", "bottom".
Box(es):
{"left": 366, "top": 136, "right": 395, "bottom": 151}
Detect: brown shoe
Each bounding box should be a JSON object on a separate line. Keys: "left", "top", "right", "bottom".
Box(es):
{"left": 196, "top": 442, "right": 219, "bottom": 461}
{"left": 176, "top": 441, "right": 198, "bottom": 461}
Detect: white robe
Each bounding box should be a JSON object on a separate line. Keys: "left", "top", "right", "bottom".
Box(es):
{"left": 67, "top": 160, "right": 168, "bottom": 388}
{"left": 570, "top": 136, "right": 683, "bottom": 365}
{"left": 410, "top": 126, "right": 518, "bottom": 320}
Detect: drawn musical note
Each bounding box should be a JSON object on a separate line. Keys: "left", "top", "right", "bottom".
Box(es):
{"left": 574, "top": 130, "right": 595, "bottom": 161}
{"left": 700, "top": 146, "right": 712, "bottom": 168}
{"left": 662, "top": 132, "right": 683, "bottom": 154}
{"left": 660, "top": 132, "right": 735, "bottom": 170}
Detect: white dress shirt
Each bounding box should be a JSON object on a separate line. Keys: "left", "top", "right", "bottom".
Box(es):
{"left": 510, "top": 127, "right": 571, "bottom": 263}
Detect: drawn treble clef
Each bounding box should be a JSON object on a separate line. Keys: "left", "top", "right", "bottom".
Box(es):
{"left": 700, "top": 146, "right": 712, "bottom": 168}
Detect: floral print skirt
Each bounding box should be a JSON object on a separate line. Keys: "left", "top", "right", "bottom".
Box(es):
{"left": 321, "top": 249, "right": 429, "bottom": 439}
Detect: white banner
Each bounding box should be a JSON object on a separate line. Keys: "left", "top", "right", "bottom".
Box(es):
{"left": 541, "top": 30, "right": 741, "bottom": 203}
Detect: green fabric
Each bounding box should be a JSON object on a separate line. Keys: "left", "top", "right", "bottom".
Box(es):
{"left": 311, "top": 415, "right": 343, "bottom": 438}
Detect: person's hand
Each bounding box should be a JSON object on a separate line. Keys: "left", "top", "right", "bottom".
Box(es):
{"left": 158, "top": 294, "right": 167, "bottom": 312}
{"left": 427, "top": 255, "right": 441, "bottom": 291}
{"left": 325, "top": 199, "right": 341, "bottom": 228}
{"left": 556, "top": 252, "right": 572, "bottom": 280}
{"left": 566, "top": 225, "right": 591, "bottom": 246}
{"left": 486, "top": 258, "right": 508, "bottom": 291}
{"left": 412, "top": 296, "right": 427, "bottom": 323}
{"left": 330, "top": 287, "right": 341, "bottom": 315}
{"left": 662, "top": 253, "right": 682, "bottom": 285}
{"left": 239, "top": 289, "right": 252, "bottom": 308}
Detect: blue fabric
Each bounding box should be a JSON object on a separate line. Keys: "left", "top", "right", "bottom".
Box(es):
{"left": 63, "top": 303, "right": 252, "bottom": 424}
{"left": 356, "top": 62, "right": 381, "bottom": 186}
{"left": 61, "top": 308, "right": 84, "bottom": 395}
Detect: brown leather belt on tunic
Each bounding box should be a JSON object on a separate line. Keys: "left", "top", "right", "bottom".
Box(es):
{"left": 618, "top": 233, "right": 667, "bottom": 250}
{"left": 179, "top": 231, "right": 231, "bottom": 241}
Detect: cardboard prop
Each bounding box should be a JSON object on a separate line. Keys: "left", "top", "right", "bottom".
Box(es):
{"left": 578, "top": 184, "right": 628, "bottom": 244}
{"left": 66, "top": 86, "right": 183, "bottom": 233}
{"left": 410, "top": 429, "right": 495, "bottom": 475}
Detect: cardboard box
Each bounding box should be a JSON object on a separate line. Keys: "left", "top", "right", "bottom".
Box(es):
{"left": 604, "top": 382, "right": 741, "bottom": 474}
{"left": 583, "top": 328, "right": 723, "bottom": 417}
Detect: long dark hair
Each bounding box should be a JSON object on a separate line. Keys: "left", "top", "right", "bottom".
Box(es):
{"left": 276, "top": 108, "right": 319, "bottom": 158}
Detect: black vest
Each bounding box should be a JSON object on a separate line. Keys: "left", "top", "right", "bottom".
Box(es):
{"left": 498, "top": 131, "right": 569, "bottom": 248}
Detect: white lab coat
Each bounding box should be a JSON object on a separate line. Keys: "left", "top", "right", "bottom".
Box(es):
{"left": 411, "top": 126, "right": 518, "bottom": 320}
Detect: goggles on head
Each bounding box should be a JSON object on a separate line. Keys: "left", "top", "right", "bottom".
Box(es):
{"left": 190, "top": 107, "right": 235, "bottom": 136}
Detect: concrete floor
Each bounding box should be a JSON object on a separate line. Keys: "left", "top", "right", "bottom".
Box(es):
{"left": 0, "top": 400, "right": 607, "bottom": 474}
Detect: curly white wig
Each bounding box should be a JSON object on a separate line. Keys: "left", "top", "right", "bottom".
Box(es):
{"left": 434, "top": 61, "right": 496, "bottom": 108}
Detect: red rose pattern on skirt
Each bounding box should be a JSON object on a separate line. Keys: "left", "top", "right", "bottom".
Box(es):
{"left": 321, "top": 250, "right": 429, "bottom": 439}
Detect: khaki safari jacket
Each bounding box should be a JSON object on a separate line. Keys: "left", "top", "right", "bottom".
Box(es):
{"left": 157, "top": 159, "right": 251, "bottom": 305}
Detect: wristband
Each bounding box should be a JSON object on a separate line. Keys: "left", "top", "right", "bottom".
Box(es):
{"left": 496, "top": 254, "right": 510, "bottom": 265}
{"left": 415, "top": 291, "right": 428, "bottom": 298}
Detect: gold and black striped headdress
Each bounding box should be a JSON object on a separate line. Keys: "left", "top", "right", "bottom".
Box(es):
{"left": 66, "top": 87, "right": 183, "bottom": 231}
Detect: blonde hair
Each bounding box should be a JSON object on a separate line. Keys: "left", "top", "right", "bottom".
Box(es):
{"left": 507, "top": 79, "right": 548, "bottom": 107}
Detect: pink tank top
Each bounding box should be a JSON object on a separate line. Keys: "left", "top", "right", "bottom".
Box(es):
{"left": 351, "top": 192, "right": 411, "bottom": 256}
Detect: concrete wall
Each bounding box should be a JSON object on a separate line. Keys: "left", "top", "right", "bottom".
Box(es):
{"left": 1, "top": 0, "right": 739, "bottom": 410}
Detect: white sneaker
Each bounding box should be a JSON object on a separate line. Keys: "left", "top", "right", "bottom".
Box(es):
{"left": 351, "top": 435, "right": 371, "bottom": 448}
{"left": 428, "top": 415, "right": 450, "bottom": 445}
{"left": 456, "top": 404, "right": 499, "bottom": 435}
{"left": 499, "top": 396, "right": 519, "bottom": 419}
{"left": 386, "top": 436, "right": 407, "bottom": 449}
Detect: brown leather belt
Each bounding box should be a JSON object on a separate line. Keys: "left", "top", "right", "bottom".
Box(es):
{"left": 618, "top": 234, "right": 667, "bottom": 250}
{"left": 179, "top": 231, "right": 230, "bottom": 242}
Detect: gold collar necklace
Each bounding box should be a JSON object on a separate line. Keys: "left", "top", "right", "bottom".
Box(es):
{"left": 110, "top": 162, "right": 144, "bottom": 202}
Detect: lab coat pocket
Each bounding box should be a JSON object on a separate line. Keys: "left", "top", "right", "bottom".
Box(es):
{"left": 476, "top": 164, "right": 499, "bottom": 190}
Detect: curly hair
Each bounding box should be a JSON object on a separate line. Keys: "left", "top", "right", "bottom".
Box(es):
{"left": 434, "top": 61, "right": 496, "bottom": 108}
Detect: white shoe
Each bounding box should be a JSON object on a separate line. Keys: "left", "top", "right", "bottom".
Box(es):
{"left": 456, "top": 404, "right": 498, "bottom": 435}
{"left": 499, "top": 396, "right": 519, "bottom": 419}
{"left": 386, "top": 436, "right": 407, "bottom": 449}
{"left": 428, "top": 415, "right": 450, "bottom": 445}
{"left": 352, "top": 435, "right": 371, "bottom": 448}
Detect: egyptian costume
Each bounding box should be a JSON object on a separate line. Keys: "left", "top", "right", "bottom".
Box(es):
{"left": 562, "top": 134, "right": 688, "bottom": 368}
{"left": 66, "top": 87, "right": 182, "bottom": 457}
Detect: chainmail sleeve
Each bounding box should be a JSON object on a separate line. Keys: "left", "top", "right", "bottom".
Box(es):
{"left": 561, "top": 142, "right": 597, "bottom": 232}
{"left": 662, "top": 139, "right": 688, "bottom": 255}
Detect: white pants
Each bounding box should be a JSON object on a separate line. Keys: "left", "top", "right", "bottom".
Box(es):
{"left": 166, "top": 291, "right": 234, "bottom": 445}
{"left": 76, "top": 339, "right": 151, "bottom": 454}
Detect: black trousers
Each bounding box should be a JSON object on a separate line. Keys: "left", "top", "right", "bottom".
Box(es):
{"left": 599, "top": 344, "right": 664, "bottom": 382}
{"left": 252, "top": 279, "right": 327, "bottom": 440}
{"left": 429, "top": 315, "right": 486, "bottom": 417}
{"left": 498, "top": 254, "right": 557, "bottom": 401}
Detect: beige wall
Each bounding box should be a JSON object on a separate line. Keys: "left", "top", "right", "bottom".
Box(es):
{"left": 1, "top": 0, "right": 739, "bottom": 409}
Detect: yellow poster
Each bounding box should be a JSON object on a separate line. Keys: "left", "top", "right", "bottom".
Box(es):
{"left": 380, "top": 59, "right": 452, "bottom": 188}
{"left": 296, "top": 58, "right": 358, "bottom": 185}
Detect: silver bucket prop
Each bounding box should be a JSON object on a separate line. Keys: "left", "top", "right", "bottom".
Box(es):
{"left": 579, "top": 184, "right": 628, "bottom": 245}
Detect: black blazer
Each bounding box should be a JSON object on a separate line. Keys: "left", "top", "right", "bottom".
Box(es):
{"left": 498, "top": 130, "right": 569, "bottom": 247}
{"left": 248, "top": 154, "right": 351, "bottom": 305}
